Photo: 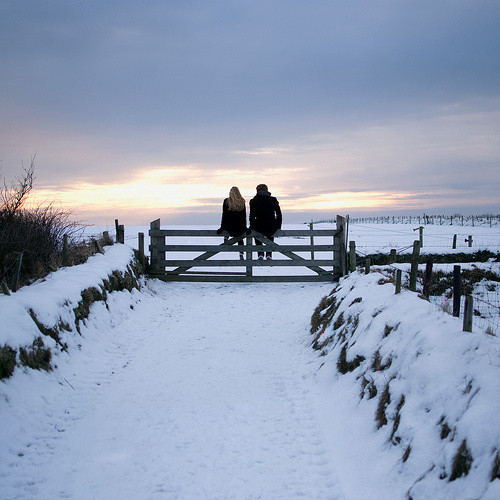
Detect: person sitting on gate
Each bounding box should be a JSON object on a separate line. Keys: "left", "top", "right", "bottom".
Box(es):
{"left": 217, "top": 186, "right": 247, "bottom": 260}
{"left": 249, "top": 184, "right": 282, "bottom": 260}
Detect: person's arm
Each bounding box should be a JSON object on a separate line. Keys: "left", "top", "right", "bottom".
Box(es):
{"left": 217, "top": 200, "right": 228, "bottom": 233}
{"left": 275, "top": 199, "right": 282, "bottom": 230}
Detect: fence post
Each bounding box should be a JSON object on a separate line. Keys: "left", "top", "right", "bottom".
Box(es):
{"left": 463, "top": 295, "right": 473, "bottom": 332}
{"left": 466, "top": 235, "right": 473, "bottom": 247}
{"left": 309, "top": 221, "right": 315, "bottom": 261}
{"left": 389, "top": 248, "right": 397, "bottom": 264}
{"left": 117, "top": 225, "right": 125, "bottom": 244}
{"left": 349, "top": 241, "right": 356, "bottom": 272}
{"left": 335, "top": 215, "right": 347, "bottom": 278}
{"left": 93, "top": 239, "right": 104, "bottom": 254}
{"left": 452, "top": 234, "right": 457, "bottom": 249}
{"left": 138, "top": 232, "right": 145, "bottom": 267}
{"left": 246, "top": 234, "right": 253, "bottom": 277}
{"left": 453, "top": 265, "right": 461, "bottom": 317}
{"left": 419, "top": 226, "right": 424, "bottom": 247}
{"left": 395, "top": 269, "right": 402, "bottom": 294}
{"left": 409, "top": 240, "right": 420, "bottom": 292}
{"left": 115, "top": 219, "right": 120, "bottom": 242}
{"left": 365, "top": 257, "right": 371, "bottom": 275}
{"left": 422, "top": 257, "right": 433, "bottom": 299}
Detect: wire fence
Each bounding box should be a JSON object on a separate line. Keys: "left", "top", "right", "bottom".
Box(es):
{"left": 347, "top": 214, "right": 500, "bottom": 227}
{"left": 352, "top": 247, "right": 500, "bottom": 337}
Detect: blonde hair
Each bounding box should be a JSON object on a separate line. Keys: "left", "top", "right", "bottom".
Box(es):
{"left": 227, "top": 186, "right": 245, "bottom": 211}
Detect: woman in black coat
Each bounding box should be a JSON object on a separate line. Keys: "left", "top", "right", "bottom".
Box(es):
{"left": 217, "top": 186, "right": 247, "bottom": 260}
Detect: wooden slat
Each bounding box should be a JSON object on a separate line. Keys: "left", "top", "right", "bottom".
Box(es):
{"left": 251, "top": 232, "right": 329, "bottom": 275}
{"left": 167, "top": 234, "right": 246, "bottom": 275}
{"left": 181, "top": 271, "right": 247, "bottom": 276}
{"left": 162, "top": 259, "right": 334, "bottom": 267}
{"left": 149, "top": 229, "right": 340, "bottom": 237}
{"left": 155, "top": 244, "right": 335, "bottom": 252}
{"left": 152, "top": 274, "right": 335, "bottom": 283}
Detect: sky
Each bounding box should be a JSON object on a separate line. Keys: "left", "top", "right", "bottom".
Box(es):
{"left": 1, "top": 0, "right": 499, "bottom": 225}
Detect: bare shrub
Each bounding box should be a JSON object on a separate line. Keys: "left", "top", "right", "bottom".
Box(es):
{"left": 0, "top": 159, "right": 95, "bottom": 289}
{"left": 1, "top": 157, "right": 34, "bottom": 216}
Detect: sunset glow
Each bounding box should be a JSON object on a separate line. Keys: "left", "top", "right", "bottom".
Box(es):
{"left": 1, "top": 2, "right": 498, "bottom": 224}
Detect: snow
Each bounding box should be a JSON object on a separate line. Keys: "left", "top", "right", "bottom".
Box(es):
{"left": 1, "top": 222, "right": 499, "bottom": 499}
{"left": 0, "top": 244, "right": 135, "bottom": 349}
{"left": 313, "top": 271, "right": 500, "bottom": 499}
{"left": 1, "top": 276, "right": 343, "bottom": 498}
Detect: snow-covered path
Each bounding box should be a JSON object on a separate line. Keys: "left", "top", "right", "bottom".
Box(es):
{"left": 3, "top": 280, "right": 343, "bottom": 499}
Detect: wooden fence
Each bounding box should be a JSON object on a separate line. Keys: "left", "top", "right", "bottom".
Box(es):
{"left": 149, "top": 217, "right": 347, "bottom": 283}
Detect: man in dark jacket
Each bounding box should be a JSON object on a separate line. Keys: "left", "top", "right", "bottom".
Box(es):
{"left": 249, "top": 184, "right": 282, "bottom": 260}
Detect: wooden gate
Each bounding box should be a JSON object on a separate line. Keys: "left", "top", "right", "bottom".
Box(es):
{"left": 149, "top": 217, "right": 347, "bottom": 283}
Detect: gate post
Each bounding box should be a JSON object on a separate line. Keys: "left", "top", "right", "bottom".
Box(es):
{"left": 149, "top": 219, "right": 163, "bottom": 275}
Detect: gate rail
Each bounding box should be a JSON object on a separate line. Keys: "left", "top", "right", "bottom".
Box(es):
{"left": 149, "top": 217, "right": 347, "bottom": 282}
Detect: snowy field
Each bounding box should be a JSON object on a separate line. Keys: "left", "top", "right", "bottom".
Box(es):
{"left": 86, "top": 220, "right": 500, "bottom": 258}
{"left": 1, "top": 220, "right": 499, "bottom": 499}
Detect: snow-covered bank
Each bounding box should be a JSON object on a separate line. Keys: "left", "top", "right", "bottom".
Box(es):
{"left": 312, "top": 271, "right": 500, "bottom": 499}
{"left": 0, "top": 244, "right": 142, "bottom": 379}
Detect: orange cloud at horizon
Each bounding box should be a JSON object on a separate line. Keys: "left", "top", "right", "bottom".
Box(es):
{"left": 28, "top": 165, "right": 497, "bottom": 225}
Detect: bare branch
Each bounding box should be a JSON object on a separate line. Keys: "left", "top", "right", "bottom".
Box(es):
{"left": 0, "top": 155, "right": 36, "bottom": 216}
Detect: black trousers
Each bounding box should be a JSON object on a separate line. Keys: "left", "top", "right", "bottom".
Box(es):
{"left": 255, "top": 236, "right": 273, "bottom": 258}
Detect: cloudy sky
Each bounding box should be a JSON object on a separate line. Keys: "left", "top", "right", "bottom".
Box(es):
{"left": 1, "top": 1, "right": 499, "bottom": 225}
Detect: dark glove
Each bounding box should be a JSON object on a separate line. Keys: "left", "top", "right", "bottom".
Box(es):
{"left": 217, "top": 228, "right": 223, "bottom": 234}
